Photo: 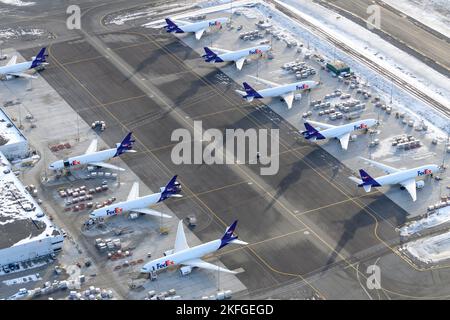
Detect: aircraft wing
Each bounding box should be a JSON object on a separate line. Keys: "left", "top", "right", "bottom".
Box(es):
{"left": 248, "top": 75, "right": 281, "bottom": 88}
{"left": 173, "top": 220, "right": 189, "bottom": 253}
{"left": 85, "top": 139, "right": 98, "bottom": 154}
{"left": 6, "top": 55, "right": 17, "bottom": 66}
{"left": 132, "top": 208, "right": 172, "bottom": 218}
{"left": 281, "top": 92, "right": 294, "bottom": 110}
{"left": 306, "top": 120, "right": 337, "bottom": 130}
{"left": 89, "top": 161, "right": 125, "bottom": 171}
{"left": 127, "top": 182, "right": 139, "bottom": 201}
{"left": 399, "top": 178, "right": 417, "bottom": 202}
{"left": 337, "top": 132, "right": 351, "bottom": 150}
{"left": 182, "top": 258, "right": 236, "bottom": 274}
{"left": 6, "top": 72, "right": 37, "bottom": 79}
{"left": 195, "top": 28, "right": 205, "bottom": 40}
{"left": 359, "top": 157, "right": 399, "bottom": 174}
{"left": 235, "top": 57, "right": 246, "bottom": 70}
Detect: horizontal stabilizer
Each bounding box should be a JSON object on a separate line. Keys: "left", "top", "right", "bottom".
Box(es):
{"left": 229, "top": 239, "right": 248, "bottom": 245}
{"left": 348, "top": 176, "right": 362, "bottom": 185}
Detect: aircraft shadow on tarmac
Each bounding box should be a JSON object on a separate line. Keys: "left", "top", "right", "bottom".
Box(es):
{"left": 322, "top": 195, "right": 407, "bottom": 272}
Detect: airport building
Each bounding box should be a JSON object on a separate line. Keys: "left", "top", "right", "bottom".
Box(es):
{"left": 0, "top": 151, "right": 64, "bottom": 269}
{"left": 0, "top": 108, "right": 29, "bottom": 160}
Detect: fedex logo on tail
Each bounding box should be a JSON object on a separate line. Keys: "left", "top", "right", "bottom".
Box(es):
{"left": 354, "top": 123, "right": 368, "bottom": 131}
{"left": 417, "top": 169, "right": 432, "bottom": 176}
{"left": 209, "top": 21, "right": 222, "bottom": 27}
{"left": 249, "top": 48, "right": 262, "bottom": 55}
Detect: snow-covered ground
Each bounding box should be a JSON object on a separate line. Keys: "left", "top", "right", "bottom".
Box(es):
{"left": 381, "top": 0, "right": 450, "bottom": 38}
{"left": 2, "top": 273, "right": 41, "bottom": 286}
{"left": 105, "top": 3, "right": 198, "bottom": 26}
{"left": 276, "top": 0, "right": 450, "bottom": 129}
{"left": 399, "top": 206, "right": 450, "bottom": 237}
{"left": 142, "top": 0, "right": 449, "bottom": 134}
{"left": 404, "top": 231, "right": 450, "bottom": 263}
{"left": 0, "top": 28, "right": 44, "bottom": 40}
{"left": 0, "top": 0, "right": 35, "bottom": 6}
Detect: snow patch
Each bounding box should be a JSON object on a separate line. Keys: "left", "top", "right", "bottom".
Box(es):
{"left": 405, "top": 231, "right": 450, "bottom": 263}
{"left": 0, "top": 27, "right": 44, "bottom": 39}
{"left": 381, "top": 0, "right": 450, "bottom": 38}
{"left": 399, "top": 206, "right": 450, "bottom": 236}
{"left": 0, "top": 0, "right": 35, "bottom": 6}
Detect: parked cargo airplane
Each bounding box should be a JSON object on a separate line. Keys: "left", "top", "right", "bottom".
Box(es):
{"left": 301, "top": 119, "right": 378, "bottom": 150}
{"left": 235, "top": 76, "right": 319, "bottom": 109}
{"left": 0, "top": 47, "right": 48, "bottom": 80}
{"left": 89, "top": 175, "right": 181, "bottom": 219}
{"left": 141, "top": 220, "right": 247, "bottom": 275}
{"left": 349, "top": 157, "right": 439, "bottom": 201}
{"left": 48, "top": 132, "right": 136, "bottom": 171}
{"left": 202, "top": 45, "right": 271, "bottom": 71}
{"left": 164, "top": 17, "right": 229, "bottom": 40}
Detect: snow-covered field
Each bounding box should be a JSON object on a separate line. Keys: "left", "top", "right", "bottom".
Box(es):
{"left": 2, "top": 273, "right": 41, "bottom": 286}
{"left": 0, "top": 28, "right": 44, "bottom": 40}
{"left": 381, "top": 0, "right": 450, "bottom": 38}
{"left": 399, "top": 206, "right": 450, "bottom": 237}
{"left": 276, "top": 0, "right": 450, "bottom": 130}
{"left": 0, "top": 0, "right": 35, "bottom": 6}
{"left": 405, "top": 231, "right": 450, "bottom": 263}
{"left": 141, "top": 0, "right": 449, "bottom": 134}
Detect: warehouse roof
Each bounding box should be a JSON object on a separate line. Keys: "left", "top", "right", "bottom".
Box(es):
{"left": 0, "top": 151, "right": 60, "bottom": 250}
{"left": 0, "top": 108, "right": 27, "bottom": 147}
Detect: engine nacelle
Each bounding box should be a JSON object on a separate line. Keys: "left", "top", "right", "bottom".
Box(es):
{"left": 179, "top": 265, "right": 192, "bottom": 276}
{"left": 416, "top": 180, "right": 425, "bottom": 189}
{"left": 2, "top": 74, "right": 14, "bottom": 81}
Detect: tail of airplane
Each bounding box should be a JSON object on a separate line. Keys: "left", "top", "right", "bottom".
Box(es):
{"left": 30, "top": 47, "right": 48, "bottom": 69}
{"left": 165, "top": 18, "right": 183, "bottom": 33}
{"left": 358, "top": 169, "right": 381, "bottom": 192}
{"left": 241, "top": 82, "right": 262, "bottom": 101}
{"left": 202, "top": 47, "right": 222, "bottom": 62}
{"left": 158, "top": 175, "right": 182, "bottom": 202}
{"left": 219, "top": 220, "right": 248, "bottom": 249}
{"left": 114, "top": 132, "right": 136, "bottom": 156}
{"left": 301, "top": 122, "right": 325, "bottom": 140}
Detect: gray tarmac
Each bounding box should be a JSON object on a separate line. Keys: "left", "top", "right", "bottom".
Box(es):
{"left": 18, "top": 29, "right": 423, "bottom": 298}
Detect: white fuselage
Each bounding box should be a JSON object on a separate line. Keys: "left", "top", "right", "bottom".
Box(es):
{"left": 89, "top": 192, "right": 162, "bottom": 219}
{"left": 258, "top": 80, "right": 319, "bottom": 98}
{"left": 373, "top": 165, "right": 439, "bottom": 186}
{"left": 180, "top": 17, "right": 228, "bottom": 33}
{"left": 217, "top": 45, "right": 271, "bottom": 62}
{"left": 49, "top": 148, "right": 117, "bottom": 171}
{"left": 0, "top": 61, "right": 33, "bottom": 77}
{"left": 141, "top": 239, "right": 221, "bottom": 273}
{"left": 319, "top": 119, "right": 378, "bottom": 139}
